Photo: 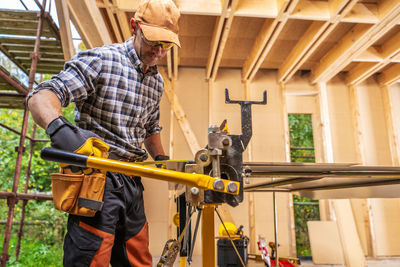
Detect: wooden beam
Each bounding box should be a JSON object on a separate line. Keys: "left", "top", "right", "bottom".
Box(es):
{"left": 68, "top": 0, "right": 112, "bottom": 49}
{"left": 347, "top": 62, "right": 381, "bottom": 85}
{"left": 205, "top": 0, "right": 230, "bottom": 79}
{"left": 348, "top": 31, "right": 400, "bottom": 85}
{"left": 104, "top": 0, "right": 123, "bottom": 43}
{"left": 279, "top": 0, "right": 358, "bottom": 83}
{"left": 316, "top": 82, "right": 334, "bottom": 163}
{"left": 242, "top": 0, "right": 299, "bottom": 81}
{"left": 348, "top": 85, "right": 365, "bottom": 164}
{"left": 381, "top": 85, "right": 400, "bottom": 166}
{"left": 112, "top": 0, "right": 131, "bottom": 40}
{"left": 55, "top": 0, "right": 75, "bottom": 61}
{"left": 311, "top": 1, "right": 400, "bottom": 83}
{"left": 210, "top": 0, "right": 239, "bottom": 80}
{"left": 173, "top": 45, "right": 179, "bottom": 80}
{"left": 332, "top": 200, "right": 366, "bottom": 267}
{"left": 159, "top": 67, "right": 201, "bottom": 155}
{"left": 378, "top": 63, "right": 400, "bottom": 86}
{"left": 166, "top": 50, "right": 172, "bottom": 80}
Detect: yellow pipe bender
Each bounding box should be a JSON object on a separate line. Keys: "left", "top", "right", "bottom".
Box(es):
{"left": 40, "top": 147, "right": 239, "bottom": 195}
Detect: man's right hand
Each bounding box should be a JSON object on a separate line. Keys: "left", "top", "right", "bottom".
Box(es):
{"left": 46, "top": 116, "right": 99, "bottom": 152}
{"left": 46, "top": 116, "right": 109, "bottom": 172}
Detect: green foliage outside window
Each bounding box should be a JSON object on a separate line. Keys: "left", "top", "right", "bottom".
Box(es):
{"left": 289, "top": 114, "right": 320, "bottom": 257}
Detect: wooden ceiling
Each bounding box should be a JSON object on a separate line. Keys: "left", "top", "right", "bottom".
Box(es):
{"left": 70, "top": 0, "right": 400, "bottom": 85}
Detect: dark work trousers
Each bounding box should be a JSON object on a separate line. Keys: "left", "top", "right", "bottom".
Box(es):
{"left": 63, "top": 172, "right": 152, "bottom": 267}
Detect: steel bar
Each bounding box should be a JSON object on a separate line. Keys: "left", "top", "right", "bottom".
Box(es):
{"left": 0, "top": 66, "right": 28, "bottom": 95}
{"left": 0, "top": 192, "right": 52, "bottom": 201}
{"left": 0, "top": 2, "right": 46, "bottom": 265}
{"left": 273, "top": 192, "right": 278, "bottom": 267}
{"left": 16, "top": 123, "right": 37, "bottom": 259}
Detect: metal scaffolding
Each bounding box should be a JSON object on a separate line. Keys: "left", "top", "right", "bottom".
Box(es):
{"left": 0, "top": 1, "right": 64, "bottom": 265}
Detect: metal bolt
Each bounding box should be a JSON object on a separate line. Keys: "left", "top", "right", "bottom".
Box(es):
{"left": 199, "top": 153, "right": 208, "bottom": 162}
{"left": 191, "top": 187, "right": 200, "bottom": 195}
{"left": 227, "top": 182, "right": 238, "bottom": 193}
{"left": 222, "top": 138, "right": 230, "bottom": 146}
{"left": 213, "top": 179, "right": 225, "bottom": 191}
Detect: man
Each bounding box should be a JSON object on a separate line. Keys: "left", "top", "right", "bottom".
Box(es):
{"left": 26, "top": 0, "right": 180, "bottom": 266}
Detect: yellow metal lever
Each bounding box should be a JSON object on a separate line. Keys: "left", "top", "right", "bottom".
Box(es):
{"left": 41, "top": 148, "right": 239, "bottom": 195}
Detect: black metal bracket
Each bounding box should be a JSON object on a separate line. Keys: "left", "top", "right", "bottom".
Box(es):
{"left": 225, "top": 88, "right": 267, "bottom": 149}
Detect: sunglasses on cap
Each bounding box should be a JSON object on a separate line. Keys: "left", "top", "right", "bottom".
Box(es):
{"left": 138, "top": 23, "right": 174, "bottom": 50}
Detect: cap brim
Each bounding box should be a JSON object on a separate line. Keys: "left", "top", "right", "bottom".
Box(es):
{"left": 140, "top": 23, "right": 181, "bottom": 48}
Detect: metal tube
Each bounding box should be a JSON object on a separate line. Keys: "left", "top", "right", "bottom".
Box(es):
{"left": 273, "top": 192, "right": 278, "bottom": 267}
{"left": 1, "top": 1, "right": 46, "bottom": 265}
{"left": 87, "top": 156, "right": 239, "bottom": 194}
{"left": 202, "top": 205, "right": 215, "bottom": 267}
{"left": 16, "top": 124, "right": 37, "bottom": 259}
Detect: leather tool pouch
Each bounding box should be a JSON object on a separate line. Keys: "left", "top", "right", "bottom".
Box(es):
{"left": 50, "top": 170, "right": 106, "bottom": 217}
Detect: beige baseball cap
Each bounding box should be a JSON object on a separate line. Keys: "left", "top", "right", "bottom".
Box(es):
{"left": 134, "top": 0, "right": 181, "bottom": 47}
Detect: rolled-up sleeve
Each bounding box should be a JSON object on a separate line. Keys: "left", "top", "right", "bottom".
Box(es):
{"left": 27, "top": 50, "right": 103, "bottom": 107}
{"left": 144, "top": 105, "right": 162, "bottom": 137}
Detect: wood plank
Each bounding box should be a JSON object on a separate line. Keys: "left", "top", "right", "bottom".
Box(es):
{"left": 381, "top": 85, "right": 400, "bottom": 166}
{"left": 353, "top": 46, "right": 382, "bottom": 62}
{"left": 348, "top": 85, "right": 365, "bottom": 164}
{"left": 68, "top": 0, "right": 112, "bottom": 49}
{"left": 159, "top": 67, "right": 201, "bottom": 155}
{"left": 235, "top": 0, "right": 277, "bottom": 18}
{"left": 333, "top": 200, "right": 366, "bottom": 267}
{"left": 311, "top": 1, "right": 400, "bottom": 83}
{"left": 173, "top": 45, "right": 179, "bottom": 80}
{"left": 0, "top": 10, "right": 38, "bottom": 21}
{"left": 205, "top": 0, "right": 230, "bottom": 79}
{"left": 378, "top": 63, "right": 400, "bottom": 86}
{"left": 243, "top": 0, "right": 299, "bottom": 81}
{"left": 104, "top": 0, "right": 123, "bottom": 43}
{"left": 290, "top": 0, "right": 330, "bottom": 21}
{"left": 55, "top": 0, "right": 76, "bottom": 61}
{"left": 0, "top": 28, "right": 56, "bottom": 38}
{"left": 279, "top": 0, "right": 358, "bottom": 83}
{"left": 342, "top": 3, "right": 378, "bottom": 23}
{"left": 278, "top": 21, "right": 328, "bottom": 82}
{"left": 347, "top": 62, "right": 381, "bottom": 85}
{"left": 0, "top": 37, "right": 61, "bottom": 47}
{"left": 112, "top": 0, "right": 131, "bottom": 40}
{"left": 316, "top": 82, "right": 333, "bottom": 163}
{"left": 211, "top": 0, "right": 239, "bottom": 80}
{"left": 308, "top": 221, "right": 345, "bottom": 264}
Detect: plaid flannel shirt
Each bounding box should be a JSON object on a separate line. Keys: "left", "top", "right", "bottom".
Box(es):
{"left": 28, "top": 38, "right": 164, "bottom": 162}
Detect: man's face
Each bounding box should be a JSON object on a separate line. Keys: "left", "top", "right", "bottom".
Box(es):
{"left": 134, "top": 29, "right": 169, "bottom": 67}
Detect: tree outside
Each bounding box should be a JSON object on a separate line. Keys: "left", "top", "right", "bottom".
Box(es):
{"left": 288, "top": 114, "right": 320, "bottom": 257}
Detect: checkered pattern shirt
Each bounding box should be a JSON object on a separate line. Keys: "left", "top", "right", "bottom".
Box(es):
{"left": 28, "top": 38, "right": 164, "bottom": 162}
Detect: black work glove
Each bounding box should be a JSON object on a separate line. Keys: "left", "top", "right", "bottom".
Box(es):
{"left": 46, "top": 116, "right": 99, "bottom": 152}
{"left": 46, "top": 116, "right": 109, "bottom": 173}
{"left": 155, "top": 155, "right": 170, "bottom": 168}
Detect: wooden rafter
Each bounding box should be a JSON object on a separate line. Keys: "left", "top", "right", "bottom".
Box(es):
{"left": 205, "top": 0, "right": 230, "bottom": 79}
{"left": 55, "top": 0, "right": 75, "bottom": 61}
{"left": 242, "top": 0, "right": 299, "bottom": 81}
{"left": 311, "top": 1, "right": 400, "bottom": 84}
{"left": 68, "top": 0, "right": 112, "bottom": 49}
{"left": 347, "top": 31, "right": 400, "bottom": 85}
{"left": 111, "top": 0, "right": 131, "bottom": 40}
{"left": 104, "top": 0, "right": 123, "bottom": 42}
{"left": 381, "top": 85, "right": 400, "bottom": 166}
{"left": 278, "top": 0, "right": 358, "bottom": 84}
{"left": 378, "top": 64, "right": 400, "bottom": 86}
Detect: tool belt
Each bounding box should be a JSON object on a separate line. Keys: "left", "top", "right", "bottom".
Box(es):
{"left": 51, "top": 169, "right": 105, "bottom": 217}
{"left": 50, "top": 137, "right": 109, "bottom": 217}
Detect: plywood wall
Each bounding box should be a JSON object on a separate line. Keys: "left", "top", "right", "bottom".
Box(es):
{"left": 141, "top": 66, "right": 400, "bottom": 261}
